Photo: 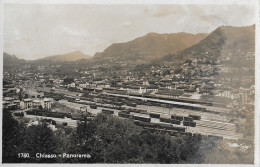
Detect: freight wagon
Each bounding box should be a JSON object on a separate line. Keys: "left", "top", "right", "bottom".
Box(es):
{"left": 102, "top": 109, "right": 114, "bottom": 115}
{"left": 126, "top": 103, "right": 137, "bottom": 107}
{"left": 171, "top": 115, "right": 184, "bottom": 121}
{"left": 188, "top": 114, "right": 201, "bottom": 120}
{"left": 134, "top": 121, "right": 185, "bottom": 133}
{"left": 159, "top": 124, "right": 185, "bottom": 132}
{"left": 90, "top": 105, "right": 97, "bottom": 109}
{"left": 121, "top": 110, "right": 131, "bottom": 114}
{"left": 134, "top": 121, "right": 156, "bottom": 128}
{"left": 150, "top": 113, "right": 160, "bottom": 118}
{"left": 183, "top": 121, "right": 196, "bottom": 127}
{"left": 160, "top": 117, "right": 172, "bottom": 123}
{"left": 184, "top": 117, "right": 194, "bottom": 122}
{"left": 171, "top": 119, "right": 181, "bottom": 125}
{"left": 208, "top": 135, "right": 223, "bottom": 140}
{"left": 133, "top": 115, "right": 151, "bottom": 122}
{"left": 13, "top": 112, "right": 24, "bottom": 117}
{"left": 118, "top": 112, "right": 131, "bottom": 118}
{"left": 143, "top": 127, "right": 179, "bottom": 135}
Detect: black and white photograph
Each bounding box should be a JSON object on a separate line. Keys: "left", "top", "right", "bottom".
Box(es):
{"left": 1, "top": 0, "right": 259, "bottom": 165}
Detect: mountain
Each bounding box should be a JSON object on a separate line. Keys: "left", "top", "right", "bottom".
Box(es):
{"left": 3, "top": 52, "right": 26, "bottom": 65}
{"left": 93, "top": 32, "right": 208, "bottom": 63}
{"left": 160, "top": 25, "right": 255, "bottom": 67}
{"left": 40, "top": 51, "right": 92, "bottom": 62}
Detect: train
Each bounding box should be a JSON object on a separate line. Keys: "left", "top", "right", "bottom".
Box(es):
{"left": 26, "top": 109, "right": 71, "bottom": 119}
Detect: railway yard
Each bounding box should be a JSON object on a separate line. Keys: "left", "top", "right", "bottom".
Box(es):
{"left": 13, "top": 87, "right": 245, "bottom": 141}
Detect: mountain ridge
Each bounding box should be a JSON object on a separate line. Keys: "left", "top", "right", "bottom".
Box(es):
{"left": 40, "top": 51, "right": 92, "bottom": 62}
{"left": 157, "top": 25, "right": 255, "bottom": 69}
{"left": 93, "top": 32, "right": 209, "bottom": 63}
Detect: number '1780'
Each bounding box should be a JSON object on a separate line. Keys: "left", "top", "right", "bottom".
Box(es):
{"left": 18, "top": 153, "right": 30, "bottom": 158}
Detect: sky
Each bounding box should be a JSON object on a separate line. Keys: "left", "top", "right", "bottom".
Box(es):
{"left": 3, "top": 4, "right": 256, "bottom": 60}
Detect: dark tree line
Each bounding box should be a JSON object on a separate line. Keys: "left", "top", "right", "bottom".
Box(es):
{"left": 3, "top": 110, "right": 204, "bottom": 163}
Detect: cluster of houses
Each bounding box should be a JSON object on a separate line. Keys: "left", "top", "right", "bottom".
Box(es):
{"left": 3, "top": 97, "right": 52, "bottom": 110}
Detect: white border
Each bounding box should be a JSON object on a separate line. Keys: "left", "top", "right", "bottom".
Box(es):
{"left": 1, "top": 0, "right": 258, "bottom": 5}
{"left": 0, "top": 0, "right": 259, "bottom": 167}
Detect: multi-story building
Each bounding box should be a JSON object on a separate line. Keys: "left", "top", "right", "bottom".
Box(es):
{"left": 22, "top": 99, "right": 33, "bottom": 109}
{"left": 41, "top": 98, "right": 51, "bottom": 110}
{"left": 238, "top": 88, "right": 251, "bottom": 105}
{"left": 33, "top": 99, "right": 41, "bottom": 108}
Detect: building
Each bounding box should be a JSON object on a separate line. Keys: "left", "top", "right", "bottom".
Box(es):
{"left": 22, "top": 99, "right": 33, "bottom": 109}
{"left": 156, "top": 89, "right": 183, "bottom": 97}
{"left": 146, "top": 85, "right": 159, "bottom": 92}
{"left": 33, "top": 99, "right": 41, "bottom": 108}
{"left": 127, "top": 86, "right": 146, "bottom": 94}
{"left": 13, "top": 100, "right": 21, "bottom": 109}
{"left": 68, "top": 82, "right": 76, "bottom": 88}
{"left": 216, "top": 88, "right": 234, "bottom": 99}
{"left": 238, "top": 88, "right": 251, "bottom": 105}
{"left": 19, "top": 98, "right": 52, "bottom": 110}
{"left": 41, "top": 98, "right": 51, "bottom": 110}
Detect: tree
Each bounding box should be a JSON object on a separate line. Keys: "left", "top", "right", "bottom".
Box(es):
{"left": 66, "top": 117, "right": 101, "bottom": 163}
{"left": 67, "top": 114, "right": 203, "bottom": 163}
{"left": 18, "top": 121, "right": 58, "bottom": 163}
{"left": 3, "top": 111, "right": 205, "bottom": 164}
{"left": 24, "top": 94, "right": 29, "bottom": 99}
{"left": 19, "top": 93, "right": 23, "bottom": 101}
{"left": 162, "top": 69, "right": 171, "bottom": 76}
{"left": 2, "top": 109, "right": 23, "bottom": 163}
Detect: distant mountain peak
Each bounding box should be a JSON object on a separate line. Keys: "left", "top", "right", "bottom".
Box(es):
{"left": 3, "top": 52, "right": 26, "bottom": 66}
{"left": 70, "top": 50, "right": 84, "bottom": 54}
{"left": 146, "top": 32, "right": 159, "bottom": 36}
{"left": 40, "top": 50, "right": 92, "bottom": 62}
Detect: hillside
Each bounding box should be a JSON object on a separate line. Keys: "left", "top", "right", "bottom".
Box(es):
{"left": 93, "top": 32, "right": 208, "bottom": 64}
{"left": 3, "top": 52, "right": 26, "bottom": 65}
{"left": 41, "top": 51, "right": 92, "bottom": 62}
{"left": 160, "top": 25, "right": 255, "bottom": 67}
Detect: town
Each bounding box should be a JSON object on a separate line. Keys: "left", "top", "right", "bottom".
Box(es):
{"left": 3, "top": 50, "right": 255, "bottom": 141}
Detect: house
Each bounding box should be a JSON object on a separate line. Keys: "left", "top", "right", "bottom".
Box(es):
{"left": 146, "top": 85, "right": 159, "bottom": 92}
{"left": 238, "top": 87, "right": 251, "bottom": 105}
{"left": 127, "top": 86, "right": 146, "bottom": 94}
{"left": 41, "top": 98, "right": 51, "bottom": 110}
{"left": 216, "top": 88, "right": 234, "bottom": 99}
{"left": 21, "top": 99, "right": 33, "bottom": 109}
{"left": 68, "top": 82, "right": 76, "bottom": 88}
{"left": 33, "top": 99, "right": 41, "bottom": 108}
{"left": 165, "top": 84, "right": 173, "bottom": 90}
{"left": 184, "top": 87, "right": 197, "bottom": 93}
{"left": 78, "top": 82, "right": 87, "bottom": 88}
{"left": 143, "top": 81, "right": 149, "bottom": 86}
{"left": 13, "top": 100, "right": 21, "bottom": 109}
